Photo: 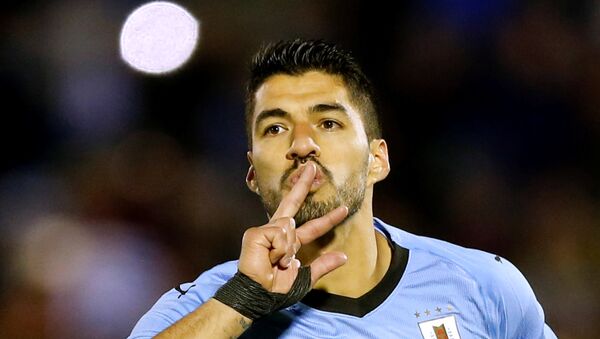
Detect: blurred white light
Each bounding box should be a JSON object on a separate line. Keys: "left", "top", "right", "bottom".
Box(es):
{"left": 119, "top": 1, "right": 199, "bottom": 74}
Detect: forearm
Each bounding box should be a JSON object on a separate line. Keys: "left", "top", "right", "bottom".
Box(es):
{"left": 155, "top": 299, "right": 252, "bottom": 339}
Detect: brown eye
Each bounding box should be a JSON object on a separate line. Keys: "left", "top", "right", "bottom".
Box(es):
{"left": 265, "top": 125, "right": 285, "bottom": 135}
{"left": 321, "top": 120, "right": 341, "bottom": 130}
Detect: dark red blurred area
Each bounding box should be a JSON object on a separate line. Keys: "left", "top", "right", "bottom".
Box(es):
{"left": 1, "top": 1, "right": 598, "bottom": 338}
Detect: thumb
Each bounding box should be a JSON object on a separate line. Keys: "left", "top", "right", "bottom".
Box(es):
{"left": 309, "top": 251, "right": 347, "bottom": 286}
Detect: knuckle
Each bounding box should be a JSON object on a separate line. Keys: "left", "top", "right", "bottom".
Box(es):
{"left": 325, "top": 215, "right": 335, "bottom": 225}
{"left": 288, "top": 217, "right": 296, "bottom": 228}
{"left": 273, "top": 217, "right": 295, "bottom": 229}
{"left": 243, "top": 227, "right": 259, "bottom": 239}
{"left": 276, "top": 226, "right": 287, "bottom": 236}
{"left": 325, "top": 210, "right": 336, "bottom": 222}
{"left": 309, "top": 227, "right": 320, "bottom": 239}
{"left": 271, "top": 217, "right": 286, "bottom": 226}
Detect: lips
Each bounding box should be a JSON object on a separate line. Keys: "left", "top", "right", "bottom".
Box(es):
{"left": 286, "top": 162, "right": 326, "bottom": 190}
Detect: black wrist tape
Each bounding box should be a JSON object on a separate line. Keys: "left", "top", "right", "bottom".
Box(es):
{"left": 213, "top": 266, "right": 311, "bottom": 320}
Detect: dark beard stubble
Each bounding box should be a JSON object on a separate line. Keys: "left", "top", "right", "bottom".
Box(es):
{"left": 259, "top": 157, "right": 368, "bottom": 226}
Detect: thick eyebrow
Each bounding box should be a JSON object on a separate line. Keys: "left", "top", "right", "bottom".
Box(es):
{"left": 254, "top": 108, "right": 289, "bottom": 133}
{"left": 253, "top": 103, "right": 349, "bottom": 134}
{"left": 310, "top": 103, "right": 347, "bottom": 115}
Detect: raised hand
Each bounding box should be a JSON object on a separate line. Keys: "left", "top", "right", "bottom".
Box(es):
{"left": 238, "top": 162, "right": 348, "bottom": 293}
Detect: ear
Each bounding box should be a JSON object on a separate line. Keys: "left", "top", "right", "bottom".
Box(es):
{"left": 367, "top": 139, "right": 390, "bottom": 186}
{"left": 246, "top": 151, "right": 259, "bottom": 194}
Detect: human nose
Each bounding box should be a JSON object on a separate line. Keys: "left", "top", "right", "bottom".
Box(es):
{"left": 285, "top": 123, "right": 321, "bottom": 161}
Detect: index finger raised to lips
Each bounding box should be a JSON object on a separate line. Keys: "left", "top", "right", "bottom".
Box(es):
{"left": 270, "top": 163, "right": 316, "bottom": 221}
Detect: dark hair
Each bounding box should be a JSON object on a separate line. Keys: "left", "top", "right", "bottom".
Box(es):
{"left": 245, "top": 39, "right": 381, "bottom": 148}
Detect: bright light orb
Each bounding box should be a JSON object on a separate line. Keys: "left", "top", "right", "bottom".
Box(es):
{"left": 119, "top": 1, "right": 199, "bottom": 74}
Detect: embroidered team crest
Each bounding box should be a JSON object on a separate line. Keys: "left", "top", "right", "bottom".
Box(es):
{"left": 418, "top": 315, "right": 461, "bottom": 339}
{"left": 433, "top": 324, "right": 449, "bottom": 339}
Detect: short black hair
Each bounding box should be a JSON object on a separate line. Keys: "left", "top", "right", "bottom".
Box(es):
{"left": 245, "top": 38, "right": 381, "bottom": 148}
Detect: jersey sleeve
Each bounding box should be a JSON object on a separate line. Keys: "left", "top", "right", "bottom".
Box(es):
{"left": 485, "top": 257, "right": 557, "bottom": 339}
{"left": 127, "top": 262, "right": 236, "bottom": 339}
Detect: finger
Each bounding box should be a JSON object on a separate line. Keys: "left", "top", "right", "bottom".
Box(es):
{"left": 271, "top": 163, "right": 316, "bottom": 220}
{"left": 244, "top": 225, "right": 285, "bottom": 250}
{"left": 253, "top": 225, "right": 288, "bottom": 265}
{"left": 310, "top": 251, "right": 347, "bottom": 286}
{"left": 296, "top": 205, "right": 348, "bottom": 245}
{"left": 271, "top": 258, "right": 301, "bottom": 294}
{"left": 278, "top": 218, "right": 297, "bottom": 268}
{"left": 269, "top": 235, "right": 287, "bottom": 264}
{"left": 265, "top": 217, "right": 296, "bottom": 267}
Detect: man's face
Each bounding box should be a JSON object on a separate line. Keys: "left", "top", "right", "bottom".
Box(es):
{"left": 247, "top": 71, "right": 372, "bottom": 225}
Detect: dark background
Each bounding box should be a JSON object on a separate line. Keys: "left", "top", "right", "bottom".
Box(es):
{"left": 1, "top": 1, "right": 598, "bottom": 337}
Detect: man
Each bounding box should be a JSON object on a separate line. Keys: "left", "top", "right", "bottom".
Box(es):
{"left": 129, "top": 39, "right": 556, "bottom": 338}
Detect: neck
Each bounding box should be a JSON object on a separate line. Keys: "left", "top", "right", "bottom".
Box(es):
{"left": 296, "top": 190, "right": 392, "bottom": 298}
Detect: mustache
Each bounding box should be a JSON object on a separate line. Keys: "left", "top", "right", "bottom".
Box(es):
{"left": 280, "top": 158, "right": 333, "bottom": 187}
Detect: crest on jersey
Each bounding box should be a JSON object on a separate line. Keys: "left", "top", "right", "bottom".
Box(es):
{"left": 418, "top": 315, "right": 461, "bottom": 339}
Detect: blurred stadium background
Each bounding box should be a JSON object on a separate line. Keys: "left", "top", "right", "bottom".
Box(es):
{"left": 1, "top": 0, "right": 599, "bottom": 337}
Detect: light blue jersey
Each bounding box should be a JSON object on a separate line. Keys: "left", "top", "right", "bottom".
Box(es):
{"left": 129, "top": 218, "right": 556, "bottom": 338}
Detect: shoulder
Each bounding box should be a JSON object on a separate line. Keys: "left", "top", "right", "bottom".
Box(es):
{"left": 128, "top": 260, "right": 238, "bottom": 339}
{"left": 376, "top": 218, "right": 553, "bottom": 338}
{"left": 377, "top": 218, "right": 510, "bottom": 285}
